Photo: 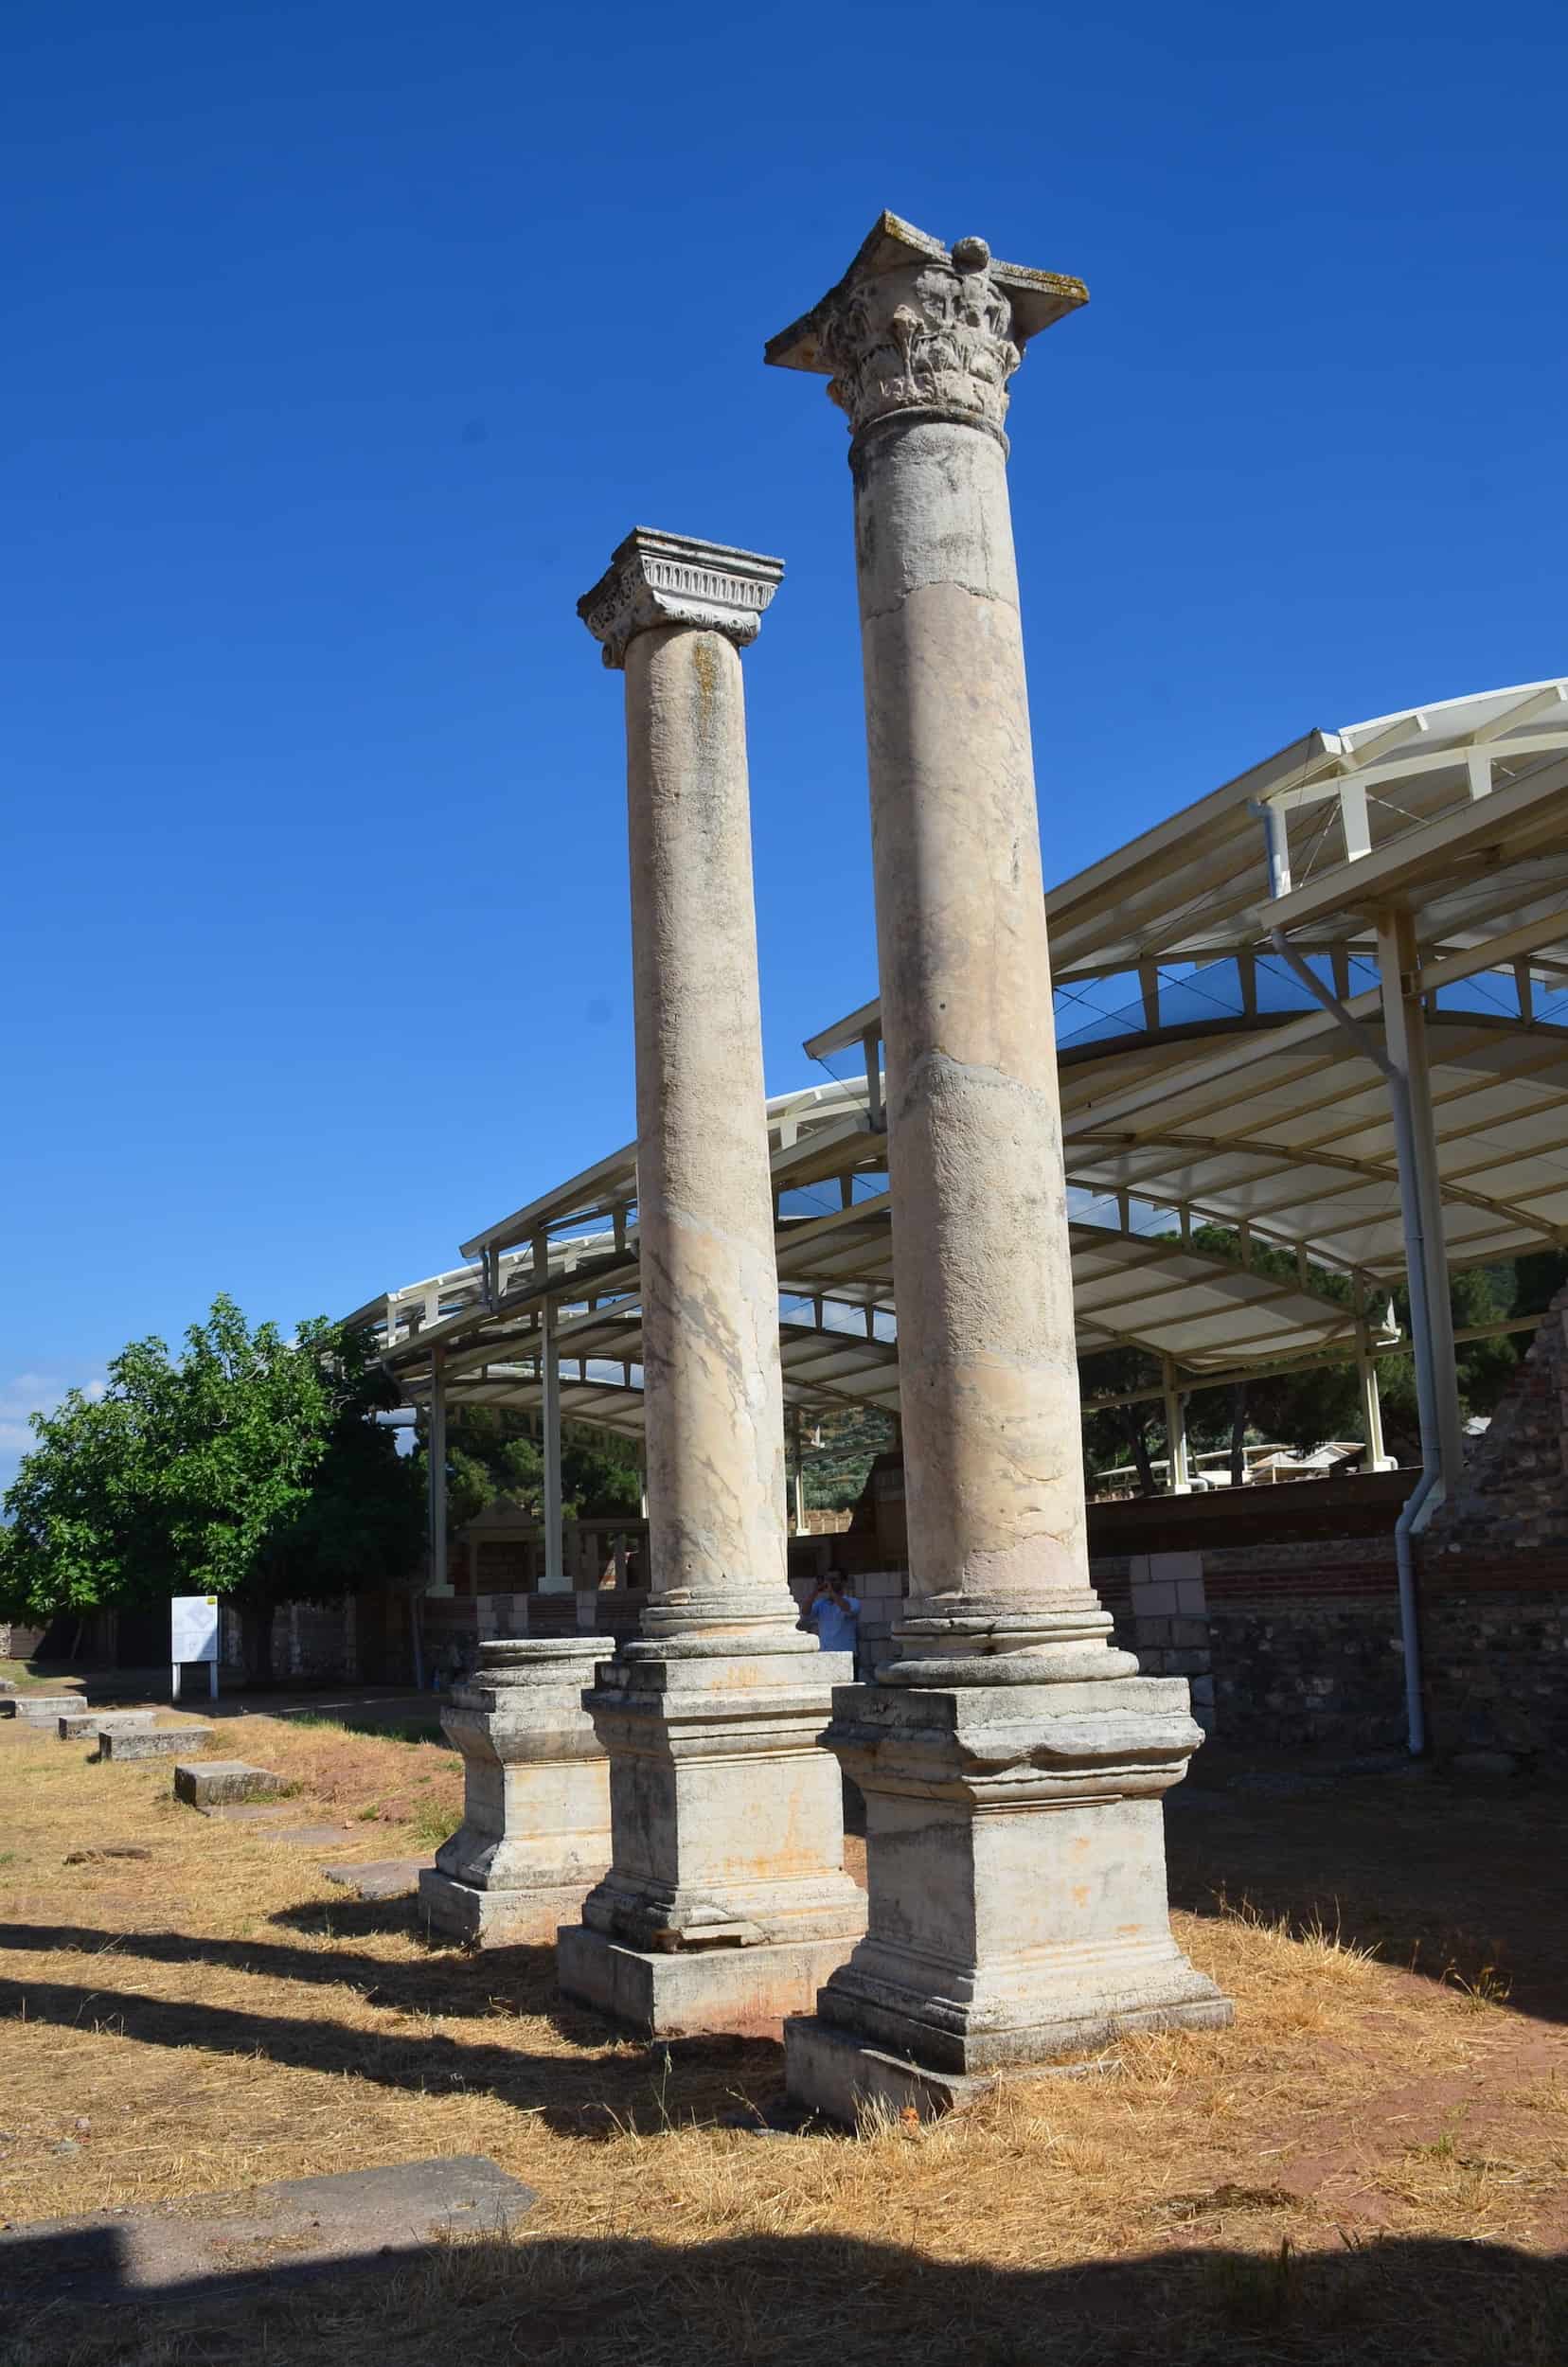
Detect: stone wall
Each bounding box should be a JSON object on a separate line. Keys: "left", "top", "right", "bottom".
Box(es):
{"left": 1426, "top": 1283, "right": 1568, "bottom": 1557}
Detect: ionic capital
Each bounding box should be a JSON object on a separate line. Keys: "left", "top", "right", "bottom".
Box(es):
{"left": 765, "top": 211, "right": 1087, "bottom": 441}
{"left": 578, "top": 527, "right": 783, "bottom": 671}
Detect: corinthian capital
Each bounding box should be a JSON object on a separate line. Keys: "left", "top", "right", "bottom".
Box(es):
{"left": 578, "top": 528, "right": 784, "bottom": 671}
{"left": 765, "top": 212, "right": 1087, "bottom": 441}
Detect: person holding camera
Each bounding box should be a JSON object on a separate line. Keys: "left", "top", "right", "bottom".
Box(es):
{"left": 800, "top": 1568, "right": 862, "bottom": 1675}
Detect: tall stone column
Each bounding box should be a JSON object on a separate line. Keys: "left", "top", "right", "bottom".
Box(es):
{"left": 557, "top": 528, "right": 865, "bottom": 2036}
{"left": 766, "top": 216, "right": 1229, "bottom": 2118}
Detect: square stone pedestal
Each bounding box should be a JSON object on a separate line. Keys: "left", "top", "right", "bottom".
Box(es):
{"left": 419, "top": 1637, "right": 612, "bottom": 1949}
{"left": 784, "top": 1671, "right": 1231, "bottom": 2123}
{"left": 558, "top": 1635, "right": 867, "bottom": 2037}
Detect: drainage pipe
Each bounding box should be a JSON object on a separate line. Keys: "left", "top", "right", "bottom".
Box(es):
{"left": 1267, "top": 930, "right": 1436, "bottom": 1753}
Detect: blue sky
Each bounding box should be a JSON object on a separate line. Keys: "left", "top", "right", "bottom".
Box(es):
{"left": 3, "top": 0, "right": 1565, "bottom": 1484}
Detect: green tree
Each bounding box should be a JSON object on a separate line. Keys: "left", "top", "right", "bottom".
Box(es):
{"left": 1080, "top": 1345, "right": 1165, "bottom": 1495}
{"left": 414, "top": 1405, "right": 642, "bottom": 1548}
{"left": 0, "top": 1295, "right": 423, "bottom": 1674}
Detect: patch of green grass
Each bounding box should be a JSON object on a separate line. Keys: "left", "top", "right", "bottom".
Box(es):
{"left": 407, "top": 1800, "right": 462, "bottom": 1850}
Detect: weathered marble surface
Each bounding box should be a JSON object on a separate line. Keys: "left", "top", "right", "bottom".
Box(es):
{"left": 566, "top": 531, "right": 864, "bottom": 2031}
{"left": 767, "top": 217, "right": 1227, "bottom": 2116}
{"left": 419, "top": 1637, "right": 611, "bottom": 1947}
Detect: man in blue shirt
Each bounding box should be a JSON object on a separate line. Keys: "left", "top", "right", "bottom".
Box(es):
{"left": 802, "top": 1570, "right": 862, "bottom": 1671}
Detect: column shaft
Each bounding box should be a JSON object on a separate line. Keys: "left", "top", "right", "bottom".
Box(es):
{"left": 625, "top": 623, "right": 789, "bottom": 1624}
{"left": 561, "top": 527, "right": 865, "bottom": 2035}
{"left": 854, "top": 415, "right": 1093, "bottom": 1616}
{"left": 766, "top": 213, "right": 1227, "bottom": 2118}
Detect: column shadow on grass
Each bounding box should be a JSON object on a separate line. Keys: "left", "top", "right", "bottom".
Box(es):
{"left": 2, "top": 2223, "right": 1563, "bottom": 2367}
{"left": 0, "top": 1955, "right": 777, "bottom": 2143}
{"left": 0, "top": 1916, "right": 565, "bottom": 2022}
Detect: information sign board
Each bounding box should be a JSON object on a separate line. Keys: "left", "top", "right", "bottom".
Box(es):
{"left": 170, "top": 1594, "right": 221, "bottom": 1700}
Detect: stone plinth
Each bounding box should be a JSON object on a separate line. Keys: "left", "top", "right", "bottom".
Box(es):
{"left": 100, "top": 1724, "right": 213, "bottom": 1762}
{"left": 174, "top": 1760, "right": 284, "bottom": 1806}
{"left": 58, "top": 1709, "right": 153, "bottom": 1742}
{"left": 564, "top": 528, "right": 865, "bottom": 2033}
{"left": 559, "top": 1639, "right": 865, "bottom": 2035}
{"left": 767, "top": 216, "right": 1227, "bottom": 2120}
{"left": 782, "top": 1677, "right": 1228, "bottom": 2116}
{"left": 419, "top": 1637, "right": 611, "bottom": 1947}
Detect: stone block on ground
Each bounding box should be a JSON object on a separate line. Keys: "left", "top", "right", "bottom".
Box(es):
{"left": 99, "top": 1723, "right": 213, "bottom": 1762}
{"left": 420, "top": 1865, "right": 595, "bottom": 1945}
{"left": 325, "top": 1858, "right": 431, "bottom": 1901}
{"left": 58, "top": 1709, "right": 154, "bottom": 1742}
{"left": 8, "top": 1694, "right": 84, "bottom": 1724}
{"left": 173, "top": 1760, "right": 286, "bottom": 1807}
{"left": 558, "top": 1923, "right": 858, "bottom": 2039}
{"left": 0, "top": 2154, "right": 536, "bottom": 2306}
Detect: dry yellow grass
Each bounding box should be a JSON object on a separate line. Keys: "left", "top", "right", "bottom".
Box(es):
{"left": 2, "top": 1712, "right": 1565, "bottom": 2365}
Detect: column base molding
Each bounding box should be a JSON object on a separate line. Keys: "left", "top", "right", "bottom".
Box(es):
{"left": 784, "top": 1986, "right": 1232, "bottom": 2125}
{"left": 783, "top": 1672, "right": 1231, "bottom": 2122}
{"left": 563, "top": 1639, "right": 867, "bottom": 2031}
{"left": 430, "top": 1636, "right": 612, "bottom": 1950}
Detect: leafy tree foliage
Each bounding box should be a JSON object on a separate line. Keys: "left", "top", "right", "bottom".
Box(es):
{"left": 800, "top": 1407, "right": 898, "bottom": 1512}
{"left": 0, "top": 1297, "right": 423, "bottom": 1648}
{"left": 418, "top": 1404, "right": 642, "bottom": 1540}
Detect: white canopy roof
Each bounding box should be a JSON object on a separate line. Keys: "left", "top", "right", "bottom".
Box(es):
{"left": 347, "top": 679, "right": 1568, "bottom": 1438}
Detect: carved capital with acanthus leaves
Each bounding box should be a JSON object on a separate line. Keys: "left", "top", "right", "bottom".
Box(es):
{"left": 765, "top": 212, "right": 1088, "bottom": 443}
{"left": 577, "top": 528, "right": 784, "bottom": 671}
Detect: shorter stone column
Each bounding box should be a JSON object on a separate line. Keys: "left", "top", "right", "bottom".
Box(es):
{"left": 557, "top": 527, "right": 866, "bottom": 2035}
{"left": 419, "top": 1638, "right": 611, "bottom": 1947}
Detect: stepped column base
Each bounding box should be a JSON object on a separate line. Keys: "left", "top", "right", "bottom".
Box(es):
{"left": 783, "top": 1670, "right": 1232, "bottom": 2123}
{"left": 558, "top": 1627, "right": 867, "bottom": 2037}
{"left": 419, "top": 1637, "right": 612, "bottom": 1949}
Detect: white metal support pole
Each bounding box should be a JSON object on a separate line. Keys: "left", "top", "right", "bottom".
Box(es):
{"left": 536, "top": 1231, "right": 566, "bottom": 1592}
{"left": 171, "top": 1661, "right": 181, "bottom": 1702}
{"left": 1162, "top": 1359, "right": 1192, "bottom": 1493}
{"left": 790, "top": 1407, "right": 807, "bottom": 1535}
{"left": 427, "top": 1344, "right": 450, "bottom": 1598}
{"left": 1376, "top": 911, "right": 1465, "bottom": 1485}
{"left": 1353, "top": 1272, "right": 1391, "bottom": 1469}
{"left": 1357, "top": 1333, "right": 1390, "bottom": 1469}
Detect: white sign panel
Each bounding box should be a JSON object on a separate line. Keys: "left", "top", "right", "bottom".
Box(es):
{"left": 170, "top": 1594, "right": 220, "bottom": 1664}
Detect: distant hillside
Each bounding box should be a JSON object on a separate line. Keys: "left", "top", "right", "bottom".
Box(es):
{"left": 802, "top": 1407, "right": 896, "bottom": 1512}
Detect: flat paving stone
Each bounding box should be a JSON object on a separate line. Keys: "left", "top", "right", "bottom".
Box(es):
{"left": 262, "top": 1823, "right": 359, "bottom": 1848}
{"left": 323, "top": 1858, "right": 432, "bottom": 1900}
{"left": 173, "top": 1760, "right": 284, "bottom": 1807}
{"left": 198, "top": 1802, "right": 295, "bottom": 1825}
{"left": 0, "top": 2153, "right": 536, "bottom": 2305}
